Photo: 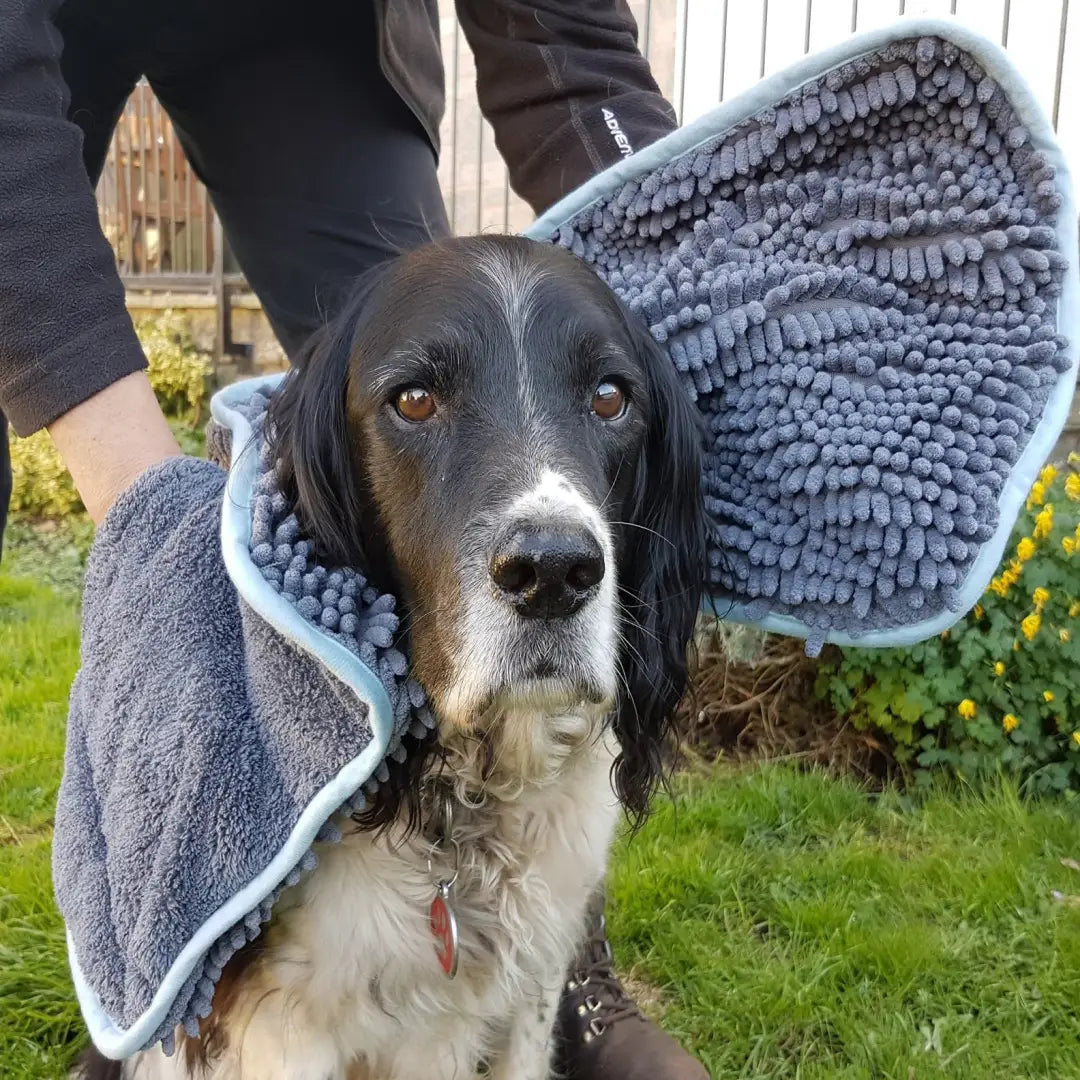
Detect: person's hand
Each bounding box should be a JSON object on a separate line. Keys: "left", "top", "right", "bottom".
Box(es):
{"left": 47, "top": 371, "right": 184, "bottom": 525}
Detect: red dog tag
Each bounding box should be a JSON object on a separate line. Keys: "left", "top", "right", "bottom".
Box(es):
{"left": 430, "top": 883, "right": 459, "bottom": 978}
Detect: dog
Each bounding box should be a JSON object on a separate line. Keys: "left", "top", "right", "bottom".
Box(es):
{"left": 82, "top": 235, "right": 706, "bottom": 1079}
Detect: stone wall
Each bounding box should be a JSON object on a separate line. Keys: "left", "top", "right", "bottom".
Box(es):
{"left": 125, "top": 291, "right": 288, "bottom": 385}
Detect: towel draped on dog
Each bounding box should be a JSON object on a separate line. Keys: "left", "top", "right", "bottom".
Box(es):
{"left": 56, "top": 19, "right": 1077, "bottom": 1059}
{"left": 57, "top": 387, "right": 433, "bottom": 1058}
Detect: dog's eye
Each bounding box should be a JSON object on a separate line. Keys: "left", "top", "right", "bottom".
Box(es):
{"left": 591, "top": 381, "right": 627, "bottom": 421}
{"left": 395, "top": 387, "right": 436, "bottom": 423}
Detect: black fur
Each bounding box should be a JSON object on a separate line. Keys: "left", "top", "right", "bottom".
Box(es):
{"left": 266, "top": 235, "right": 707, "bottom": 828}
{"left": 610, "top": 314, "right": 706, "bottom": 821}
{"left": 266, "top": 263, "right": 390, "bottom": 577}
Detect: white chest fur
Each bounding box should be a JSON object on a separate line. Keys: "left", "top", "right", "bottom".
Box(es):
{"left": 128, "top": 719, "right": 620, "bottom": 1080}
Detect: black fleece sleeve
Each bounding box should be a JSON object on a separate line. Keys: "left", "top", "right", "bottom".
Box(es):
{"left": 454, "top": 0, "right": 678, "bottom": 217}
{"left": 0, "top": 0, "right": 146, "bottom": 436}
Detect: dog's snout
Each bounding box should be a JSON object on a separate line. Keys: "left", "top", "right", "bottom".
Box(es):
{"left": 490, "top": 526, "right": 605, "bottom": 619}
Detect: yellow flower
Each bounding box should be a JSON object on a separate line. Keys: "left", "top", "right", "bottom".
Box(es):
{"left": 990, "top": 577, "right": 1009, "bottom": 598}
{"left": 1003, "top": 713, "right": 1019, "bottom": 733}
{"left": 1071, "top": 451, "right": 1080, "bottom": 466}
{"left": 1045, "top": 690, "right": 1055, "bottom": 703}
{"left": 958, "top": 699, "right": 977, "bottom": 719}
{"left": 1034, "top": 506, "right": 1054, "bottom": 540}
{"left": 1017, "top": 537, "right": 1036, "bottom": 562}
{"left": 1040, "top": 464, "right": 1059, "bottom": 486}
{"left": 974, "top": 604, "right": 984, "bottom": 619}
{"left": 1072, "top": 730, "right": 1080, "bottom": 748}
{"left": 1071, "top": 602, "right": 1080, "bottom": 618}
{"left": 1067, "top": 473, "right": 1080, "bottom": 500}
{"left": 994, "top": 661, "right": 1006, "bottom": 677}
{"left": 941, "top": 629, "right": 950, "bottom": 640}
{"left": 1065, "top": 536, "right": 1077, "bottom": 556}
{"left": 1022, "top": 613, "right": 1042, "bottom": 640}
{"left": 1033, "top": 587, "right": 1050, "bottom": 610}
{"left": 1028, "top": 481, "right": 1046, "bottom": 509}
{"left": 1061, "top": 629, "right": 1071, "bottom": 644}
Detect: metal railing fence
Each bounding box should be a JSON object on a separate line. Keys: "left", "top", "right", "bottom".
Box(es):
{"left": 96, "top": 0, "right": 1075, "bottom": 291}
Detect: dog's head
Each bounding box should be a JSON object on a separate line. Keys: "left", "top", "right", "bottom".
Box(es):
{"left": 268, "top": 236, "right": 706, "bottom": 819}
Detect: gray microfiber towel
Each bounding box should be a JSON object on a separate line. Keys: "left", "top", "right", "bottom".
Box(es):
{"left": 56, "top": 19, "right": 1078, "bottom": 1060}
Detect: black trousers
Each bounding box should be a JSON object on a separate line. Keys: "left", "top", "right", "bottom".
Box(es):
{"left": 0, "top": 0, "right": 449, "bottom": 559}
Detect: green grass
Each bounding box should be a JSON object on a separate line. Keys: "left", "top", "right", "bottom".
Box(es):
{"left": 610, "top": 767, "right": 1080, "bottom": 1078}
{"left": 2, "top": 515, "right": 93, "bottom": 598}
{"left": 1, "top": 573, "right": 84, "bottom": 1077}
{"left": 169, "top": 415, "right": 207, "bottom": 460}
{"left": 3, "top": 565, "right": 1080, "bottom": 1078}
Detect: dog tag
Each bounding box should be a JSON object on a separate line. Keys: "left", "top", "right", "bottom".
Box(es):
{"left": 430, "top": 882, "right": 459, "bottom": 979}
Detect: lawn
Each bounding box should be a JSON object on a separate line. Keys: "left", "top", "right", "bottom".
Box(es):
{"left": 3, "top": 557, "right": 1080, "bottom": 1078}
{"left": 609, "top": 771, "right": 1080, "bottom": 1078}
{"left": 1, "top": 571, "right": 84, "bottom": 1078}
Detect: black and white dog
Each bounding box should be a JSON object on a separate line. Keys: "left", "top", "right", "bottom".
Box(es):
{"left": 96, "top": 235, "right": 706, "bottom": 1080}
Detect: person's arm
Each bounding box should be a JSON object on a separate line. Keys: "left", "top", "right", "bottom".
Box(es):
{"left": 48, "top": 373, "right": 181, "bottom": 524}
{"left": 0, "top": 0, "right": 180, "bottom": 523}
{"left": 454, "top": 0, "right": 678, "bottom": 216}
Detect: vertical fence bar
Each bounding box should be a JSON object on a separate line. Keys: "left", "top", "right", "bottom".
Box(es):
{"left": 448, "top": 16, "right": 460, "bottom": 229}
{"left": 150, "top": 96, "right": 161, "bottom": 273}
{"left": 167, "top": 112, "right": 176, "bottom": 273}
{"left": 476, "top": 111, "right": 484, "bottom": 233}
{"left": 167, "top": 114, "right": 176, "bottom": 272}
{"left": 123, "top": 102, "right": 135, "bottom": 276}
{"left": 502, "top": 169, "right": 511, "bottom": 233}
{"left": 851, "top": 0, "right": 859, "bottom": 33}
{"left": 1002, "top": 0, "right": 1011, "bottom": 46}
{"left": 642, "top": 0, "right": 653, "bottom": 60}
{"left": 185, "top": 151, "right": 193, "bottom": 273}
{"left": 136, "top": 87, "right": 147, "bottom": 273}
{"left": 213, "top": 214, "right": 225, "bottom": 369}
{"left": 804, "top": 0, "right": 813, "bottom": 53}
{"left": 718, "top": 0, "right": 730, "bottom": 101}
{"left": 760, "top": 0, "right": 769, "bottom": 79}
{"left": 1053, "top": 0, "right": 1070, "bottom": 129}
{"left": 202, "top": 183, "right": 211, "bottom": 277}
{"left": 677, "top": 0, "right": 690, "bottom": 122}
{"left": 110, "top": 138, "right": 123, "bottom": 274}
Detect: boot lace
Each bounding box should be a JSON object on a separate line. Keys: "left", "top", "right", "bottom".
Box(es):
{"left": 565, "top": 915, "right": 642, "bottom": 1040}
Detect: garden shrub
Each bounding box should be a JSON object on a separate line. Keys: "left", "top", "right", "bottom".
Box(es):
{"left": 135, "top": 309, "right": 212, "bottom": 423}
{"left": 8, "top": 431, "right": 82, "bottom": 518}
{"left": 9, "top": 311, "right": 211, "bottom": 520}
{"left": 817, "top": 456, "right": 1080, "bottom": 792}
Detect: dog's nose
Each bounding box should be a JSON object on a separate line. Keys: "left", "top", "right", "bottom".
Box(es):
{"left": 490, "top": 526, "right": 605, "bottom": 618}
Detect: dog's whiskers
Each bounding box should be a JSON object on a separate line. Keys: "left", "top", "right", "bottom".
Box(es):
{"left": 607, "top": 519, "right": 676, "bottom": 550}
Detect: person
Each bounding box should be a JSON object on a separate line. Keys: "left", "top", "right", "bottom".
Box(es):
{"left": 0, "top": 2, "right": 707, "bottom": 1076}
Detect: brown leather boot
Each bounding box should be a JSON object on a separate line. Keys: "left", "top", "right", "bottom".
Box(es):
{"left": 554, "top": 902, "right": 709, "bottom": 1080}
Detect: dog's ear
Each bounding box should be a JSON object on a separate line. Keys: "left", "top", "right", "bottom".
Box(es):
{"left": 265, "top": 269, "right": 387, "bottom": 569}
{"left": 613, "top": 314, "right": 708, "bottom": 822}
